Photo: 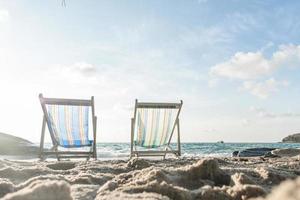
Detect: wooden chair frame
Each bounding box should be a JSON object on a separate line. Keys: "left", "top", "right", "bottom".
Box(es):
{"left": 130, "top": 99, "right": 183, "bottom": 159}
{"left": 39, "top": 93, "right": 97, "bottom": 160}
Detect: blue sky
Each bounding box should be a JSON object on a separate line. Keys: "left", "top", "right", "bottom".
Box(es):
{"left": 0, "top": 0, "right": 300, "bottom": 143}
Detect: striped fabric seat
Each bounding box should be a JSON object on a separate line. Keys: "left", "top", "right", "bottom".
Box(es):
{"left": 134, "top": 107, "right": 180, "bottom": 148}
{"left": 46, "top": 105, "right": 91, "bottom": 148}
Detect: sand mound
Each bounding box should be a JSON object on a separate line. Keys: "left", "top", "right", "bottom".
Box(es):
{"left": 67, "top": 172, "right": 113, "bottom": 185}
{"left": 193, "top": 186, "right": 232, "bottom": 200}
{"left": 0, "top": 157, "right": 299, "bottom": 200}
{"left": 15, "top": 175, "right": 70, "bottom": 190}
{"left": 127, "top": 158, "right": 151, "bottom": 169}
{"left": 249, "top": 177, "right": 300, "bottom": 200}
{"left": 0, "top": 166, "right": 53, "bottom": 184}
{"left": 2, "top": 180, "right": 72, "bottom": 200}
{"left": 122, "top": 181, "right": 192, "bottom": 199}
{"left": 97, "top": 158, "right": 231, "bottom": 199}
{"left": 179, "top": 158, "right": 231, "bottom": 187}
{"left": 231, "top": 173, "right": 256, "bottom": 185}
{"left": 191, "top": 173, "right": 265, "bottom": 200}
{"left": 255, "top": 167, "right": 295, "bottom": 184}
{"left": 96, "top": 191, "right": 171, "bottom": 200}
{"left": 227, "top": 184, "right": 266, "bottom": 200}
{"left": 71, "top": 184, "right": 99, "bottom": 200}
{"left": 46, "top": 162, "right": 76, "bottom": 170}
{"left": 0, "top": 179, "right": 15, "bottom": 198}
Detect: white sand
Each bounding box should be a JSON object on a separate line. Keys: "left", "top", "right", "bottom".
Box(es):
{"left": 0, "top": 157, "right": 299, "bottom": 200}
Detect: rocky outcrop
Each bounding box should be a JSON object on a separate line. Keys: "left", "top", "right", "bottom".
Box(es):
{"left": 282, "top": 133, "right": 300, "bottom": 143}
{"left": 0, "top": 132, "right": 39, "bottom": 156}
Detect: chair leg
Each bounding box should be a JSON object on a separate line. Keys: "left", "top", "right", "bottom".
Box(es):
{"left": 177, "top": 119, "right": 181, "bottom": 156}
{"left": 93, "top": 117, "right": 97, "bottom": 160}
{"left": 130, "top": 118, "right": 134, "bottom": 160}
{"left": 39, "top": 116, "right": 46, "bottom": 160}
{"left": 88, "top": 146, "right": 93, "bottom": 161}
{"left": 131, "top": 152, "right": 138, "bottom": 160}
{"left": 54, "top": 146, "right": 60, "bottom": 161}
{"left": 163, "top": 147, "right": 168, "bottom": 160}
{"left": 94, "top": 143, "right": 97, "bottom": 160}
{"left": 91, "top": 142, "right": 97, "bottom": 160}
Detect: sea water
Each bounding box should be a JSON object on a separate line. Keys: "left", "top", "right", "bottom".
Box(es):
{"left": 3, "top": 143, "right": 300, "bottom": 160}
{"left": 95, "top": 143, "right": 300, "bottom": 160}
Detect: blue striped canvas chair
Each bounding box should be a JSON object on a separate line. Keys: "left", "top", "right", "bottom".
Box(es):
{"left": 130, "top": 99, "right": 183, "bottom": 158}
{"left": 39, "top": 94, "right": 97, "bottom": 160}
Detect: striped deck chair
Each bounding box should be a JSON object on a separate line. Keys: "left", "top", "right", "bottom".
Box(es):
{"left": 130, "top": 99, "right": 183, "bottom": 158}
{"left": 39, "top": 94, "right": 97, "bottom": 160}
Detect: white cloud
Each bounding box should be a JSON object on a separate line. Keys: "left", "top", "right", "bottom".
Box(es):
{"left": 0, "top": 9, "right": 9, "bottom": 23}
{"left": 51, "top": 62, "right": 99, "bottom": 85}
{"left": 272, "top": 44, "right": 300, "bottom": 68}
{"left": 72, "top": 62, "right": 97, "bottom": 75}
{"left": 250, "top": 106, "right": 300, "bottom": 119}
{"left": 210, "top": 44, "right": 300, "bottom": 98}
{"left": 211, "top": 52, "right": 273, "bottom": 80}
{"left": 242, "top": 78, "right": 289, "bottom": 99}
{"left": 211, "top": 44, "right": 300, "bottom": 81}
{"left": 250, "top": 106, "right": 277, "bottom": 118}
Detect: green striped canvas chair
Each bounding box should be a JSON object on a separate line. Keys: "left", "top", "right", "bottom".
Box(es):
{"left": 39, "top": 94, "right": 97, "bottom": 160}
{"left": 130, "top": 99, "right": 183, "bottom": 158}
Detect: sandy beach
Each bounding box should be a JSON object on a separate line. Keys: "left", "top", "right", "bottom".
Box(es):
{"left": 1, "top": 0, "right": 300, "bottom": 199}
{"left": 0, "top": 156, "right": 299, "bottom": 200}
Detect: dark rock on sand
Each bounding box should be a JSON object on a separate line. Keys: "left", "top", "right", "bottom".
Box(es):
{"left": 232, "top": 151, "right": 239, "bottom": 157}
{"left": 263, "top": 151, "right": 280, "bottom": 158}
{"left": 282, "top": 133, "right": 300, "bottom": 143}
{"left": 232, "top": 148, "right": 276, "bottom": 157}
{"left": 0, "top": 132, "right": 39, "bottom": 156}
